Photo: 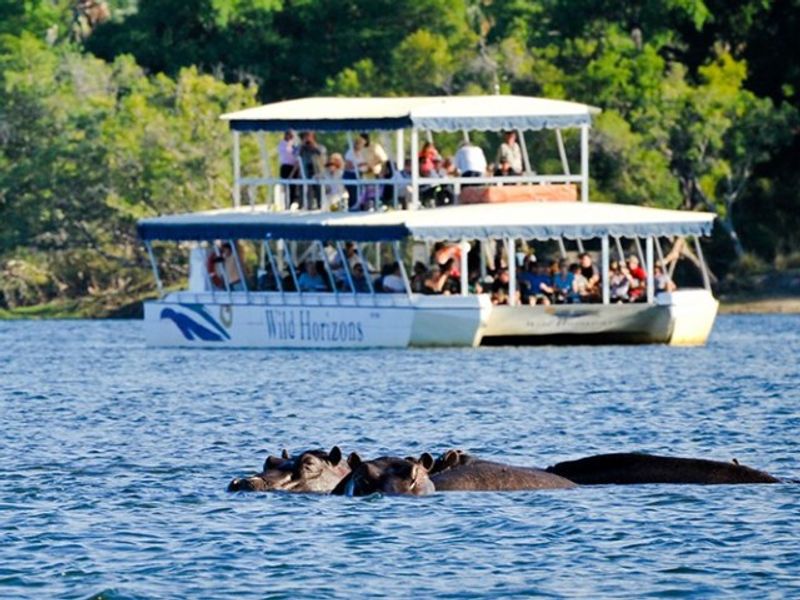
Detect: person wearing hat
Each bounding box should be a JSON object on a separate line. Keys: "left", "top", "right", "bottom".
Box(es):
{"left": 321, "top": 152, "right": 346, "bottom": 210}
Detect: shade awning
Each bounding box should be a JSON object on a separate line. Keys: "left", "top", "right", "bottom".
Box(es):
{"left": 221, "top": 95, "right": 601, "bottom": 133}
{"left": 138, "top": 202, "right": 716, "bottom": 243}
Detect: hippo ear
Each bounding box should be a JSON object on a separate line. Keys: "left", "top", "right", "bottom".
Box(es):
{"left": 281, "top": 448, "right": 290, "bottom": 459}
{"left": 264, "top": 455, "right": 283, "bottom": 470}
{"left": 328, "top": 446, "right": 342, "bottom": 465}
{"left": 347, "top": 452, "right": 362, "bottom": 469}
{"left": 442, "top": 449, "right": 460, "bottom": 469}
{"left": 419, "top": 452, "right": 434, "bottom": 471}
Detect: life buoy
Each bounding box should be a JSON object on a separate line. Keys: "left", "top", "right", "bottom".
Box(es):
{"left": 206, "top": 251, "right": 224, "bottom": 289}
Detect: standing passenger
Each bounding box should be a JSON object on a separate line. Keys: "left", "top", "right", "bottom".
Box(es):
{"left": 495, "top": 130, "right": 523, "bottom": 175}
{"left": 278, "top": 130, "right": 299, "bottom": 205}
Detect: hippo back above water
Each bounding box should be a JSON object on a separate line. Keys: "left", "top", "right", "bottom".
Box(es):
{"left": 430, "top": 449, "right": 576, "bottom": 491}
{"left": 546, "top": 452, "right": 782, "bottom": 485}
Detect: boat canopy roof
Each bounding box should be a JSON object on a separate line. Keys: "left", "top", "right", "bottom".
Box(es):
{"left": 221, "top": 95, "right": 601, "bottom": 133}
{"left": 138, "top": 202, "right": 715, "bottom": 243}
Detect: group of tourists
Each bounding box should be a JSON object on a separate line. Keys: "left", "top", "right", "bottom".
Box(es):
{"left": 276, "top": 129, "right": 527, "bottom": 210}
{"left": 208, "top": 240, "right": 676, "bottom": 303}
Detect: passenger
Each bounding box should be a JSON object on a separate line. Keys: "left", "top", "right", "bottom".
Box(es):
{"left": 495, "top": 130, "right": 524, "bottom": 175}
{"left": 363, "top": 133, "right": 388, "bottom": 178}
{"left": 321, "top": 152, "right": 347, "bottom": 210}
{"left": 350, "top": 262, "right": 371, "bottom": 293}
{"left": 654, "top": 264, "right": 676, "bottom": 293}
{"left": 297, "top": 260, "right": 327, "bottom": 292}
{"left": 423, "top": 264, "right": 448, "bottom": 294}
{"left": 567, "top": 263, "right": 588, "bottom": 303}
{"left": 440, "top": 258, "right": 460, "bottom": 295}
{"left": 381, "top": 262, "right": 407, "bottom": 293}
{"left": 210, "top": 242, "right": 245, "bottom": 291}
{"left": 609, "top": 260, "right": 631, "bottom": 302}
{"left": 410, "top": 261, "right": 428, "bottom": 293}
{"left": 418, "top": 141, "right": 440, "bottom": 176}
{"left": 579, "top": 252, "right": 601, "bottom": 301}
{"left": 520, "top": 260, "right": 554, "bottom": 305}
{"left": 432, "top": 242, "right": 461, "bottom": 277}
{"left": 278, "top": 129, "right": 299, "bottom": 205}
{"left": 298, "top": 132, "right": 327, "bottom": 208}
{"left": 552, "top": 259, "right": 573, "bottom": 303}
{"left": 626, "top": 255, "right": 647, "bottom": 302}
{"left": 454, "top": 140, "right": 487, "bottom": 178}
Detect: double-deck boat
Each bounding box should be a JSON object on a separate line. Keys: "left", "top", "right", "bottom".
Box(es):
{"left": 137, "top": 95, "right": 718, "bottom": 348}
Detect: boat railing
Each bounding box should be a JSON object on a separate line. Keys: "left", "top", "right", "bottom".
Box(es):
{"left": 236, "top": 173, "right": 583, "bottom": 211}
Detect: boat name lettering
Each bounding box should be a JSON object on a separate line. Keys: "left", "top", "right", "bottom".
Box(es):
{"left": 265, "top": 309, "right": 365, "bottom": 343}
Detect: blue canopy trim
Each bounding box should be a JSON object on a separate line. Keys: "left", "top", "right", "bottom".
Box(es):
{"left": 137, "top": 220, "right": 409, "bottom": 242}
{"left": 228, "top": 114, "right": 592, "bottom": 133}
{"left": 229, "top": 117, "right": 412, "bottom": 133}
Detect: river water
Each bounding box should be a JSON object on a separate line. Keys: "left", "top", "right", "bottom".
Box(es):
{"left": 1, "top": 315, "right": 799, "bottom": 598}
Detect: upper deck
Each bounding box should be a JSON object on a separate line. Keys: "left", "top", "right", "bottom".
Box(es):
{"left": 219, "top": 95, "right": 601, "bottom": 211}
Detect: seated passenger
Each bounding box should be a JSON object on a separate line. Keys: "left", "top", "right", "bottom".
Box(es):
{"left": 423, "top": 264, "right": 448, "bottom": 294}
{"left": 381, "top": 262, "right": 406, "bottom": 293}
{"left": 440, "top": 258, "right": 460, "bottom": 295}
{"left": 626, "top": 255, "right": 647, "bottom": 302}
{"left": 350, "top": 263, "right": 371, "bottom": 293}
{"left": 654, "top": 264, "right": 676, "bottom": 293}
{"left": 567, "top": 263, "right": 589, "bottom": 303}
{"left": 526, "top": 262, "right": 555, "bottom": 305}
{"left": 410, "top": 261, "right": 428, "bottom": 293}
{"left": 579, "top": 252, "right": 601, "bottom": 302}
{"left": 609, "top": 260, "right": 631, "bottom": 302}
{"left": 495, "top": 130, "right": 524, "bottom": 175}
{"left": 297, "top": 260, "right": 327, "bottom": 292}
{"left": 210, "top": 242, "right": 245, "bottom": 291}
{"left": 552, "top": 259, "right": 573, "bottom": 303}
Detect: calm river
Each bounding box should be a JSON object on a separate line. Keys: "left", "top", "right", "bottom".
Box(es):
{"left": 1, "top": 315, "right": 799, "bottom": 598}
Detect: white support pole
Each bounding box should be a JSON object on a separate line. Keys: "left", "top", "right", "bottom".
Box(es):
{"left": 256, "top": 132, "right": 271, "bottom": 207}
{"left": 576, "top": 239, "right": 585, "bottom": 254}
{"left": 336, "top": 241, "right": 357, "bottom": 298}
{"left": 506, "top": 237, "right": 516, "bottom": 306}
{"left": 517, "top": 129, "right": 532, "bottom": 175}
{"left": 230, "top": 239, "right": 248, "bottom": 297}
{"left": 580, "top": 124, "right": 589, "bottom": 203}
{"left": 635, "top": 237, "right": 646, "bottom": 269}
{"left": 232, "top": 131, "right": 242, "bottom": 208}
{"left": 425, "top": 130, "right": 433, "bottom": 143}
{"left": 693, "top": 237, "right": 712, "bottom": 290}
{"left": 393, "top": 241, "right": 413, "bottom": 300}
{"left": 614, "top": 236, "right": 625, "bottom": 261}
{"left": 555, "top": 129, "right": 571, "bottom": 176}
{"left": 283, "top": 242, "right": 301, "bottom": 297}
{"left": 557, "top": 239, "right": 567, "bottom": 259}
{"left": 460, "top": 239, "right": 469, "bottom": 296}
{"left": 655, "top": 237, "right": 675, "bottom": 289}
{"left": 462, "top": 129, "right": 470, "bottom": 143}
{"left": 410, "top": 128, "right": 419, "bottom": 209}
{"left": 646, "top": 236, "right": 655, "bottom": 303}
{"left": 316, "top": 240, "right": 339, "bottom": 298}
{"left": 395, "top": 129, "right": 404, "bottom": 208}
{"left": 601, "top": 235, "right": 610, "bottom": 304}
{"left": 264, "top": 240, "right": 284, "bottom": 296}
{"left": 145, "top": 242, "right": 164, "bottom": 298}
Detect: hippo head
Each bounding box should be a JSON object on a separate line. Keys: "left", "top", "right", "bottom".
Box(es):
{"left": 227, "top": 446, "right": 349, "bottom": 493}
{"left": 332, "top": 452, "right": 436, "bottom": 497}
{"left": 430, "top": 449, "right": 478, "bottom": 474}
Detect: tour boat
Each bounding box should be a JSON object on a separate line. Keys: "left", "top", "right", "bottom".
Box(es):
{"left": 137, "top": 96, "right": 718, "bottom": 348}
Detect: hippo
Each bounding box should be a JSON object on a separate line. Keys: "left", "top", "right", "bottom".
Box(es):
{"left": 227, "top": 446, "right": 350, "bottom": 492}
{"left": 429, "top": 449, "right": 576, "bottom": 491}
{"left": 546, "top": 452, "right": 783, "bottom": 485}
{"left": 331, "top": 453, "right": 436, "bottom": 496}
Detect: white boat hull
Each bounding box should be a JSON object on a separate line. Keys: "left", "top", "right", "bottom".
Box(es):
{"left": 143, "top": 289, "right": 716, "bottom": 348}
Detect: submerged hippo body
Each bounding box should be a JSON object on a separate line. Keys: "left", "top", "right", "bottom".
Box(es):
{"left": 331, "top": 453, "right": 436, "bottom": 496}
{"left": 547, "top": 453, "right": 782, "bottom": 485}
{"left": 430, "top": 450, "right": 576, "bottom": 491}
{"left": 227, "top": 446, "right": 350, "bottom": 492}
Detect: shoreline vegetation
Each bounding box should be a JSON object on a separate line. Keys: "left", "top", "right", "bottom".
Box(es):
{"left": 1, "top": 2, "right": 798, "bottom": 316}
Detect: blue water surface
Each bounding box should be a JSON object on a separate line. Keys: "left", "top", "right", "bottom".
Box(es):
{"left": 1, "top": 315, "right": 799, "bottom": 598}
